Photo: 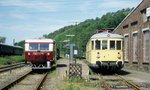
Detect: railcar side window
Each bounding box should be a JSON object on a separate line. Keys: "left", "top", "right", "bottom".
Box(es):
{"left": 91, "top": 41, "right": 94, "bottom": 50}
{"left": 29, "top": 43, "right": 38, "bottom": 50}
{"left": 95, "top": 40, "right": 101, "bottom": 50}
{"left": 102, "top": 40, "right": 107, "bottom": 50}
{"left": 117, "top": 41, "right": 121, "bottom": 50}
{"left": 40, "top": 44, "right": 49, "bottom": 50}
{"left": 110, "top": 41, "right": 115, "bottom": 50}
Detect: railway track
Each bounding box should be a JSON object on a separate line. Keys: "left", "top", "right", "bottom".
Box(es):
{"left": 85, "top": 73, "right": 149, "bottom": 90}
{"left": 99, "top": 74, "right": 143, "bottom": 90}
{"left": 1, "top": 70, "right": 31, "bottom": 90}
{"left": 2, "top": 72, "right": 48, "bottom": 90}
{"left": 0, "top": 62, "right": 25, "bottom": 73}
{"left": 115, "top": 74, "right": 143, "bottom": 90}
{"left": 0, "top": 63, "right": 32, "bottom": 90}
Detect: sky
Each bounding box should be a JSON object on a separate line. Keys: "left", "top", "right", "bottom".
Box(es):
{"left": 0, "top": 0, "right": 142, "bottom": 45}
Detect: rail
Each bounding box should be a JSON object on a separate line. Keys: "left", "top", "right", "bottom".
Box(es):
{"left": 99, "top": 74, "right": 112, "bottom": 90}
{"left": 115, "top": 74, "right": 143, "bottom": 90}
{"left": 0, "top": 62, "right": 25, "bottom": 73}
{"left": 1, "top": 70, "right": 32, "bottom": 90}
{"left": 88, "top": 73, "right": 145, "bottom": 90}
{"left": 36, "top": 72, "right": 48, "bottom": 90}
{"left": 1, "top": 71, "right": 48, "bottom": 90}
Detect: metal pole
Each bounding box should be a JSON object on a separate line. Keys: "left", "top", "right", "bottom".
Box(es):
{"left": 75, "top": 22, "right": 77, "bottom": 63}
{"left": 70, "top": 44, "right": 73, "bottom": 63}
{"left": 66, "top": 34, "right": 75, "bottom": 63}
{"left": 148, "top": 17, "right": 150, "bottom": 71}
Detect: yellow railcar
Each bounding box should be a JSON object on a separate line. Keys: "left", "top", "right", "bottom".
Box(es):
{"left": 86, "top": 32, "right": 124, "bottom": 71}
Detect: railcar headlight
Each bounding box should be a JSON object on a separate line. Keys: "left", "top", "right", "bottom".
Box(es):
{"left": 47, "top": 53, "right": 50, "bottom": 55}
{"left": 117, "top": 52, "right": 121, "bottom": 59}
{"left": 28, "top": 52, "right": 30, "bottom": 55}
{"left": 97, "top": 52, "right": 100, "bottom": 59}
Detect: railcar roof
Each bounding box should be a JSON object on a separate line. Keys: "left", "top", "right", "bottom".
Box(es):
{"left": 91, "top": 32, "right": 123, "bottom": 39}
{"left": 25, "top": 39, "right": 54, "bottom": 43}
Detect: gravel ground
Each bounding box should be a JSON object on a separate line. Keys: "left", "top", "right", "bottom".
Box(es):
{"left": 0, "top": 66, "right": 32, "bottom": 89}
{"left": 120, "top": 68, "right": 150, "bottom": 89}
{"left": 41, "top": 76, "right": 58, "bottom": 90}
{"left": 121, "top": 68, "right": 150, "bottom": 82}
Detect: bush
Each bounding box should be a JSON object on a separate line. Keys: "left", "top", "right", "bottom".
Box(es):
{"left": 0, "top": 55, "right": 24, "bottom": 65}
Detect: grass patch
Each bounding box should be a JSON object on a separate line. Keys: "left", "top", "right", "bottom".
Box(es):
{"left": 58, "top": 77, "right": 99, "bottom": 90}
{"left": 68, "top": 77, "right": 84, "bottom": 83}
{"left": 61, "top": 83, "right": 80, "bottom": 90}
{"left": 0, "top": 55, "right": 24, "bottom": 65}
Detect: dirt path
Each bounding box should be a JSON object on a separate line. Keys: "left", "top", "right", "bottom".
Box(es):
{"left": 41, "top": 59, "right": 89, "bottom": 90}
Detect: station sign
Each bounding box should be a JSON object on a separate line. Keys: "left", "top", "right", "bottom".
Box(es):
{"left": 74, "top": 50, "right": 78, "bottom": 55}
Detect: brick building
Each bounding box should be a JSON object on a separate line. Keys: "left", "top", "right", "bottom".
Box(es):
{"left": 113, "top": 0, "right": 150, "bottom": 71}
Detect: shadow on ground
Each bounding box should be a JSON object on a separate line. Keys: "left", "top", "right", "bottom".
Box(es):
{"left": 57, "top": 64, "right": 67, "bottom": 67}
{"left": 90, "top": 67, "right": 130, "bottom": 75}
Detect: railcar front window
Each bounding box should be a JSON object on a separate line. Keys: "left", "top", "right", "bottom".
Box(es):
{"left": 29, "top": 44, "right": 38, "bottom": 50}
{"left": 110, "top": 41, "right": 115, "bottom": 50}
{"left": 91, "top": 41, "right": 94, "bottom": 50}
{"left": 95, "top": 40, "right": 101, "bottom": 50}
{"left": 40, "top": 44, "right": 49, "bottom": 50}
{"left": 102, "top": 40, "right": 107, "bottom": 50}
{"left": 117, "top": 41, "right": 121, "bottom": 50}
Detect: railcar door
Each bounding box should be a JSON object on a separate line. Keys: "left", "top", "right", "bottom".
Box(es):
{"left": 124, "top": 35, "right": 129, "bottom": 62}
{"left": 108, "top": 39, "right": 123, "bottom": 61}
{"left": 133, "top": 33, "right": 138, "bottom": 62}
{"left": 101, "top": 40, "right": 109, "bottom": 61}
{"left": 109, "top": 40, "right": 116, "bottom": 60}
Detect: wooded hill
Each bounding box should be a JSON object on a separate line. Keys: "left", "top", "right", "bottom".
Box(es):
{"left": 17, "top": 8, "right": 132, "bottom": 54}
{"left": 43, "top": 8, "right": 132, "bottom": 53}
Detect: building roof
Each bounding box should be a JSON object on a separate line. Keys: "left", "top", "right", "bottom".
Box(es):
{"left": 113, "top": 0, "right": 143, "bottom": 33}
{"left": 91, "top": 32, "right": 123, "bottom": 39}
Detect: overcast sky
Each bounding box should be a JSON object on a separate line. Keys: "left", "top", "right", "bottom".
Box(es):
{"left": 0, "top": 0, "right": 142, "bottom": 45}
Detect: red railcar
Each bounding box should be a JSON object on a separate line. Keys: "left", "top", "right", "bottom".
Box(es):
{"left": 25, "top": 39, "right": 56, "bottom": 69}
